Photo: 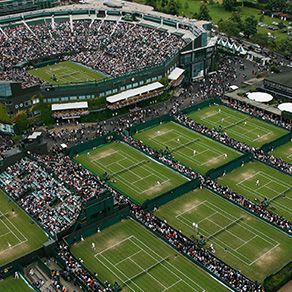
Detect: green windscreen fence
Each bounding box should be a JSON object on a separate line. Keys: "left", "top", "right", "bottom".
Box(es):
{"left": 260, "top": 132, "right": 292, "bottom": 152}
{"left": 206, "top": 153, "right": 253, "bottom": 180}
{"left": 142, "top": 179, "right": 200, "bottom": 210}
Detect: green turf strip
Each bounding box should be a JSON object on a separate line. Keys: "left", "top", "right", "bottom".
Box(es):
{"left": 0, "top": 190, "right": 47, "bottom": 266}
{"left": 271, "top": 142, "right": 292, "bottom": 165}
{"left": 133, "top": 121, "right": 241, "bottom": 174}
{"left": 71, "top": 219, "right": 227, "bottom": 291}
{"left": 0, "top": 277, "right": 32, "bottom": 292}
{"left": 187, "top": 105, "right": 288, "bottom": 148}
{"left": 74, "top": 142, "right": 188, "bottom": 204}
{"left": 28, "top": 61, "right": 106, "bottom": 85}
{"left": 155, "top": 188, "right": 292, "bottom": 283}
{"left": 217, "top": 161, "right": 292, "bottom": 221}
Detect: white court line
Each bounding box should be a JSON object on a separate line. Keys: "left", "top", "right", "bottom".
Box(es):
{"left": 95, "top": 235, "right": 134, "bottom": 256}
{"left": 115, "top": 250, "right": 142, "bottom": 266}
{"left": 130, "top": 237, "right": 205, "bottom": 292}
{"left": 129, "top": 258, "right": 167, "bottom": 289}
{"left": 0, "top": 232, "right": 12, "bottom": 238}
{"left": 235, "top": 236, "right": 257, "bottom": 251}
{"left": 96, "top": 253, "right": 142, "bottom": 292}
{"left": 162, "top": 279, "right": 182, "bottom": 291}
{"left": 176, "top": 200, "right": 278, "bottom": 265}
{"left": 175, "top": 200, "right": 208, "bottom": 218}
{"left": 248, "top": 243, "right": 280, "bottom": 266}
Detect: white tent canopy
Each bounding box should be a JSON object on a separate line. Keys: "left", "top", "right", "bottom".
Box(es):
{"left": 278, "top": 102, "right": 292, "bottom": 113}
{"left": 168, "top": 67, "right": 185, "bottom": 81}
{"left": 51, "top": 102, "right": 88, "bottom": 111}
{"left": 27, "top": 132, "right": 42, "bottom": 139}
{"left": 247, "top": 92, "right": 273, "bottom": 103}
{"left": 106, "top": 82, "right": 164, "bottom": 104}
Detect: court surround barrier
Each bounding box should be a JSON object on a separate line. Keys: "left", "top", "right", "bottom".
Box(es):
{"left": 132, "top": 216, "right": 244, "bottom": 291}
{"left": 142, "top": 179, "right": 200, "bottom": 210}
{"left": 263, "top": 261, "right": 292, "bottom": 292}
{"left": 260, "top": 132, "right": 292, "bottom": 152}
{"left": 206, "top": 153, "right": 253, "bottom": 180}
{"left": 68, "top": 132, "right": 196, "bottom": 207}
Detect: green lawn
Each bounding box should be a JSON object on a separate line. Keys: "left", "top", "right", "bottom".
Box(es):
{"left": 0, "top": 277, "right": 32, "bottom": 292}
{"left": 217, "top": 161, "right": 292, "bottom": 221}
{"left": 74, "top": 142, "right": 188, "bottom": 204}
{"left": 0, "top": 190, "right": 48, "bottom": 266}
{"left": 271, "top": 142, "right": 292, "bottom": 165}
{"left": 133, "top": 121, "right": 241, "bottom": 174}
{"left": 187, "top": 104, "right": 288, "bottom": 148}
{"left": 28, "top": 61, "right": 106, "bottom": 85}
{"left": 155, "top": 188, "right": 292, "bottom": 282}
{"left": 135, "top": 0, "right": 290, "bottom": 44}
{"left": 70, "top": 219, "right": 227, "bottom": 291}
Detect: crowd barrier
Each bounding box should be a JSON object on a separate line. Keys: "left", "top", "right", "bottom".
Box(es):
{"left": 142, "top": 179, "right": 200, "bottom": 210}
{"left": 263, "top": 261, "right": 292, "bottom": 292}
{"left": 206, "top": 153, "right": 253, "bottom": 180}
{"left": 261, "top": 132, "right": 292, "bottom": 152}
{"left": 65, "top": 207, "right": 129, "bottom": 246}
{"left": 128, "top": 114, "right": 174, "bottom": 135}
{"left": 181, "top": 97, "right": 221, "bottom": 115}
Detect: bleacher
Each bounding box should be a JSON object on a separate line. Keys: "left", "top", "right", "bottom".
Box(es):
{"left": 0, "top": 158, "right": 81, "bottom": 235}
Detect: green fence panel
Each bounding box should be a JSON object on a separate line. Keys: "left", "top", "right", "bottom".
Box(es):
{"left": 68, "top": 135, "right": 111, "bottom": 157}
{"left": 128, "top": 114, "right": 174, "bottom": 135}
{"left": 142, "top": 179, "right": 200, "bottom": 210}
{"left": 263, "top": 261, "right": 292, "bottom": 292}
{"left": 206, "top": 153, "right": 253, "bottom": 180}
{"left": 261, "top": 132, "right": 292, "bottom": 152}
{"left": 181, "top": 97, "right": 221, "bottom": 115}
{"left": 65, "top": 207, "right": 129, "bottom": 245}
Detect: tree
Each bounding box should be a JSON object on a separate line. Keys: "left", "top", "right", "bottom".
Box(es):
{"left": 13, "top": 110, "right": 28, "bottom": 134}
{"left": 243, "top": 15, "right": 257, "bottom": 38}
{"left": 0, "top": 103, "right": 11, "bottom": 124}
{"left": 197, "top": 2, "right": 212, "bottom": 20}
{"left": 230, "top": 11, "right": 243, "bottom": 30}
{"left": 223, "top": 0, "right": 237, "bottom": 11}
{"left": 267, "top": 0, "right": 287, "bottom": 12}
{"left": 218, "top": 19, "right": 241, "bottom": 36}
{"left": 145, "top": 0, "right": 157, "bottom": 8}
{"left": 168, "top": 0, "right": 179, "bottom": 15}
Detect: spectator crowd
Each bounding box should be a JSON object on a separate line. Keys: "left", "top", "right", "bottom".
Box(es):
{"left": 0, "top": 19, "right": 185, "bottom": 88}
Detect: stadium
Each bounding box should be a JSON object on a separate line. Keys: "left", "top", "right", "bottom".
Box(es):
{"left": 0, "top": 0, "right": 291, "bottom": 292}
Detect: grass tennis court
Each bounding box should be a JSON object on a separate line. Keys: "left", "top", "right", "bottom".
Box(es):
{"left": 0, "top": 276, "right": 32, "bottom": 292}
{"left": 0, "top": 190, "right": 47, "bottom": 266}
{"left": 155, "top": 188, "right": 292, "bottom": 282}
{"left": 187, "top": 105, "right": 288, "bottom": 148}
{"left": 133, "top": 121, "right": 241, "bottom": 174}
{"left": 217, "top": 161, "right": 292, "bottom": 221}
{"left": 71, "top": 219, "right": 227, "bottom": 291}
{"left": 28, "top": 61, "right": 107, "bottom": 85}
{"left": 271, "top": 141, "right": 292, "bottom": 165}
{"left": 74, "top": 142, "right": 188, "bottom": 204}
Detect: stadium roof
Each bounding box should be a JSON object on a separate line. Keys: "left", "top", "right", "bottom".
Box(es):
{"left": 247, "top": 92, "right": 273, "bottom": 103}
{"left": 168, "top": 67, "right": 185, "bottom": 80}
{"left": 278, "top": 102, "right": 292, "bottom": 113}
{"left": 106, "top": 82, "right": 164, "bottom": 104}
{"left": 51, "top": 102, "right": 88, "bottom": 111}
{"left": 265, "top": 68, "right": 292, "bottom": 88}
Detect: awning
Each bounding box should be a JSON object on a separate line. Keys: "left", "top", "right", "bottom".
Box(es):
{"left": 27, "top": 132, "right": 42, "bottom": 139}
{"left": 106, "top": 82, "right": 164, "bottom": 104}
{"left": 168, "top": 67, "right": 185, "bottom": 81}
{"left": 247, "top": 92, "right": 273, "bottom": 103}
{"left": 278, "top": 102, "right": 292, "bottom": 113}
{"left": 51, "top": 102, "right": 88, "bottom": 111}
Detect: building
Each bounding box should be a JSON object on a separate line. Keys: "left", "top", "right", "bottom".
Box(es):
{"left": 263, "top": 68, "right": 292, "bottom": 100}
{"left": 0, "top": 0, "right": 217, "bottom": 114}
